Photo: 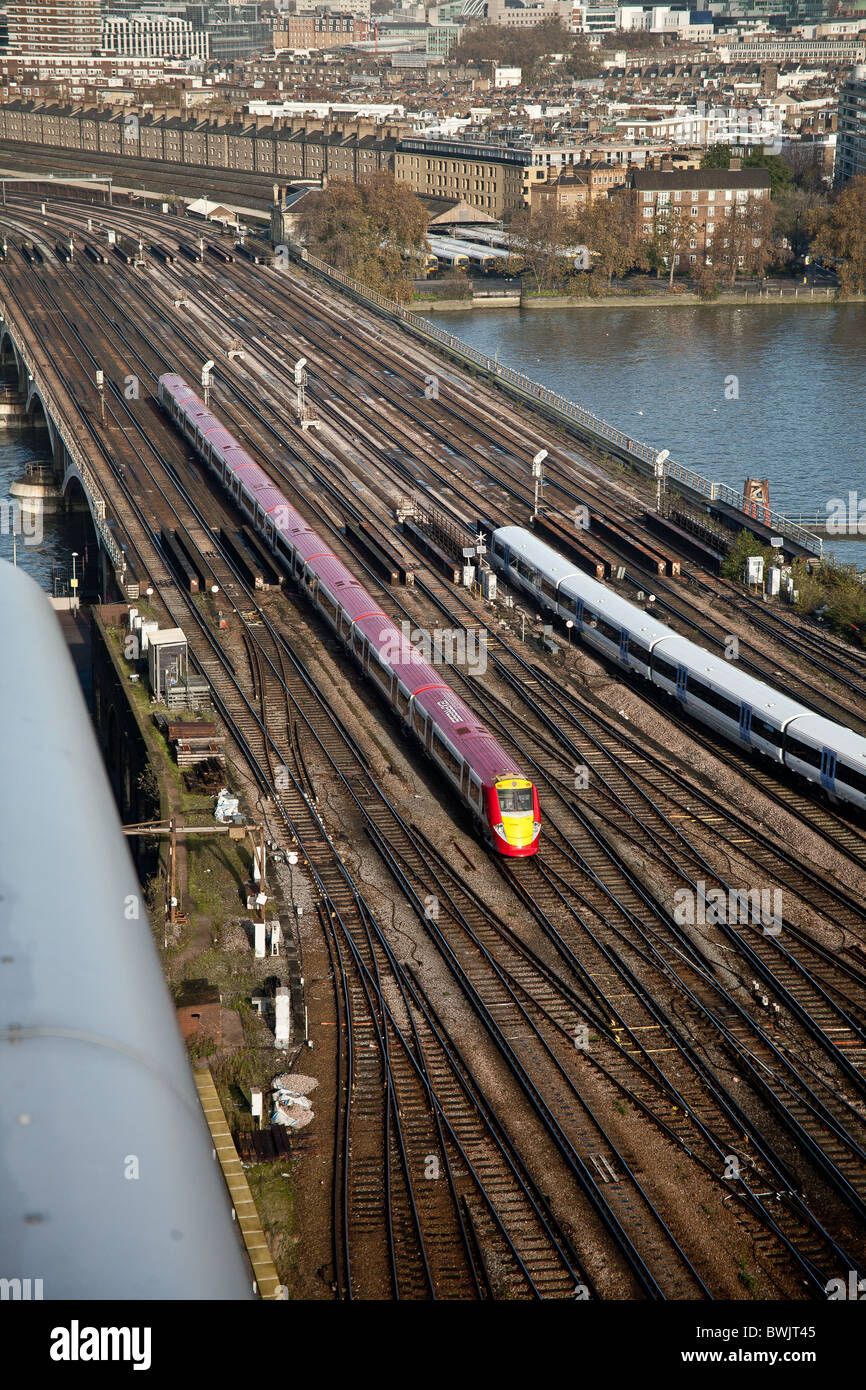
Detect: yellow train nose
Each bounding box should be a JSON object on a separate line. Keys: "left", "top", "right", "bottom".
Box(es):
{"left": 500, "top": 814, "right": 537, "bottom": 848}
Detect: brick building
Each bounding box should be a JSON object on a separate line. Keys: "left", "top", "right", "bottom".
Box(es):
{"left": 274, "top": 12, "right": 370, "bottom": 50}
{"left": 625, "top": 161, "right": 772, "bottom": 273}
{"left": 0, "top": 100, "right": 402, "bottom": 182}
{"left": 528, "top": 161, "right": 629, "bottom": 213}
{"left": 395, "top": 137, "right": 531, "bottom": 218}
{"left": 5, "top": 0, "right": 102, "bottom": 57}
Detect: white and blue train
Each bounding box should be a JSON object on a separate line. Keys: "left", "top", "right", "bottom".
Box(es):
{"left": 489, "top": 525, "right": 866, "bottom": 811}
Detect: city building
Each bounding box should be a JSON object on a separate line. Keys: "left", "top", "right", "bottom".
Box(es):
{"left": 184, "top": 3, "right": 271, "bottom": 61}
{"left": 5, "top": 0, "right": 103, "bottom": 56}
{"left": 273, "top": 12, "right": 369, "bottom": 52}
{"left": 528, "top": 159, "right": 628, "bottom": 211}
{"left": 484, "top": 0, "right": 574, "bottom": 27}
{"left": 102, "top": 12, "right": 211, "bottom": 60}
{"left": 0, "top": 100, "right": 403, "bottom": 182}
{"left": 395, "top": 136, "right": 531, "bottom": 216}
{"left": 626, "top": 160, "right": 771, "bottom": 273}
{"left": 835, "top": 64, "right": 866, "bottom": 185}
{"left": 294, "top": 0, "right": 371, "bottom": 13}
{"left": 719, "top": 37, "right": 866, "bottom": 64}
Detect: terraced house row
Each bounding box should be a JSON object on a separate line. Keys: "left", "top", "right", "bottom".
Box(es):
{"left": 0, "top": 101, "right": 404, "bottom": 182}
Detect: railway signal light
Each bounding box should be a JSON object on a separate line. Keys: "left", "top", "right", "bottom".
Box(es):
{"left": 531, "top": 449, "right": 547, "bottom": 516}
{"left": 201, "top": 359, "right": 215, "bottom": 405}
{"left": 654, "top": 448, "right": 670, "bottom": 513}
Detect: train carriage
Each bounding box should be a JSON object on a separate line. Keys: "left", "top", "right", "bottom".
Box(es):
{"left": 492, "top": 525, "right": 669, "bottom": 677}
{"left": 157, "top": 373, "right": 541, "bottom": 855}
{"left": 647, "top": 633, "right": 804, "bottom": 761}
{"left": 489, "top": 522, "right": 866, "bottom": 813}
{"left": 783, "top": 714, "right": 866, "bottom": 807}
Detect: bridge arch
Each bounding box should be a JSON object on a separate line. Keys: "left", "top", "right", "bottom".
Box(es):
{"left": 61, "top": 474, "right": 101, "bottom": 595}
{"left": 24, "top": 384, "right": 58, "bottom": 460}
{"left": 0, "top": 328, "right": 26, "bottom": 391}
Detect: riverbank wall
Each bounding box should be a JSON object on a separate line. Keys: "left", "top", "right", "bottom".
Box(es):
{"left": 414, "top": 287, "right": 861, "bottom": 312}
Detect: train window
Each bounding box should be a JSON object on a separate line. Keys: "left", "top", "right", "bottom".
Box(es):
{"left": 689, "top": 679, "right": 739, "bottom": 722}
{"left": 540, "top": 578, "right": 557, "bottom": 601}
{"left": 750, "top": 718, "right": 782, "bottom": 745}
{"left": 318, "top": 591, "right": 338, "bottom": 624}
{"left": 413, "top": 708, "right": 426, "bottom": 737}
{"left": 469, "top": 779, "right": 482, "bottom": 805}
{"left": 785, "top": 736, "right": 822, "bottom": 768}
{"left": 584, "top": 609, "right": 599, "bottom": 628}
{"left": 653, "top": 656, "right": 678, "bottom": 682}
{"left": 432, "top": 731, "right": 461, "bottom": 778}
{"left": 369, "top": 656, "right": 392, "bottom": 693}
{"left": 497, "top": 786, "right": 533, "bottom": 813}
{"left": 493, "top": 542, "right": 506, "bottom": 561}
{"left": 596, "top": 618, "right": 619, "bottom": 643}
{"left": 630, "top": 640, "right": 651, "bottom": 662}
{"left": 835, "top": 762, "right": 866, "bottom": 795}
{"left": 396, "top": 686, "right": 409, "bottom": 716}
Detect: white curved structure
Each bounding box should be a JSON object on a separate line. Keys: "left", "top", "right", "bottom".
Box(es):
{"left": 0, "top": 562, "right": 252, "bottom": 1299}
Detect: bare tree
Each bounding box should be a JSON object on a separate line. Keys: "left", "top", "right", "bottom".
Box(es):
{"left": 718, "top": 194, "right": 778, "bottom": 285}
{"left": 508, "top": 201, "right": 581, "bottom": 293}
{"left": 651, "top": 205, "right": 700, "bottom": 286}
{"left": 573, "top": 196, "right": 647, "bottom": 287}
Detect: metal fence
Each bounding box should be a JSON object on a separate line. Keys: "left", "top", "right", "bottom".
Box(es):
{"left": 300, "top": 248, "right": 821, "bottom": 554}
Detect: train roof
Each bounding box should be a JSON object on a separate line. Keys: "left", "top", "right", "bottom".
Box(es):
{"left": 651, "top": 634, "right": 812, "bottom": 722}
{"left": 784, "top": 712, "right": 866, "bottom": 761}
{"left": 493, "top": 525, "right": 672, "bottom": 643}
{"left": 160, "top": 376, "right": 532, "bottom": 790}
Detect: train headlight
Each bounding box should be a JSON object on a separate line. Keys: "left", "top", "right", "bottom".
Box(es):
{"left": 532, "top": 822, "right": 541, "bottom": 838}
{"left": 492, "top": 821, "right": 507, "bottom": 839}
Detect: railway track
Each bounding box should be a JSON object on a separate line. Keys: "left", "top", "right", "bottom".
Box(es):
{"left": 4, "top": 198, "right": 866, "bottom": 1294}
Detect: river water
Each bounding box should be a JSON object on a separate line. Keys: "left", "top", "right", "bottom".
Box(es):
{"left": 430, "top": 301, "right": 866, "bottom": 566}
{"left": 0, "top": 432, "right": 91, "bottom": 594}
{"left": 3, "top": 302, "right": 863, "bottom": 590}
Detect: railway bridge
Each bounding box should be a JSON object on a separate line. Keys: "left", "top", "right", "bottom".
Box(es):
{"left": 0, "top": 292, "right": 129, "bottom": 597}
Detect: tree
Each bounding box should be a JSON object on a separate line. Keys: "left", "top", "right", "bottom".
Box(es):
{"left": 599, "top": 29, "right": 666, "bottom": 51}
{"left": 744, "top": 152, "right": 791, "bottom": 200}
{"left": 721, "top": 529, "right": 777, "bottom": 583}
{"left": 508, "top": 201, "right": 581, "bottom": 293}
{"left": 716, "top": 194, "right": 779, "bottom": 286}
{"left": 701, "top": 143, "right": 733, "bottom": 170}
{"left": 452, "top": 18, "right": 574, "bottom": 81}
{"left": 564, "top": 35, "right": 601, "bottom": 79}
{"left": 692, "top": 259, "right": 721, "bottom": 300}
{"left": 773, "top": 183, "right": 828, "bottom": 260}
{"left": 808, "top": 176, "right": 866, "bottom": 293}
{"left": 650, "top": 204, "right": 700, "bottom": 286}
{"left": 573, "top": 195, "right": 645, "bottom": 287}
{"left": 298, "top": 174, "right": 429, "bottom": 302}
{"left": 783, "top": 143, "right": 826, "bottom": 194}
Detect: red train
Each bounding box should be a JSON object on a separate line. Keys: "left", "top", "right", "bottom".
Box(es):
{"left": 157, "top": 373, "right": 541, "bottom": 856}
